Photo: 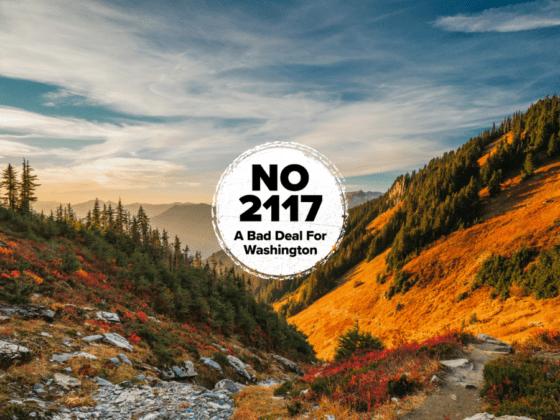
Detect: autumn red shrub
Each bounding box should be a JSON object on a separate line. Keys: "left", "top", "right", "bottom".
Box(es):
{"left": 301, "top": 331, "right": 469, "bottom": 412}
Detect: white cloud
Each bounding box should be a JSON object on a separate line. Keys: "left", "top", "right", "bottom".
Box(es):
{"left": 0, "top": 0, "right": 540, "bottom": 202}
{"left": 434, "top": 1, "right": 560, "bottom": 33}
{"left": 39, "top": 158, "right": 185, "bottom": 191}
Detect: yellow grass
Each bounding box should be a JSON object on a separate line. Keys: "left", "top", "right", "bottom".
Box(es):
{"left": 62, "top": 394, "right": 96, "bottom": 408}
{"left": 231, "top": 386, "right": 294, "bottom": 420}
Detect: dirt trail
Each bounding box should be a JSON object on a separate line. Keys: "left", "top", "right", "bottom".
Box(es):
{"left": 401, "top": 336, "right": 512, "bottom": 420}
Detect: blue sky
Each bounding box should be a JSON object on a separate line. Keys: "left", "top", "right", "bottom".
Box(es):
{"left": 0, "top": 0, "right": 559, "bottom": 203}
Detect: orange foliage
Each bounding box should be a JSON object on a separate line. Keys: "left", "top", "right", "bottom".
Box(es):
{"left": 287, "top": 156, "right": 560, "bottom": 360}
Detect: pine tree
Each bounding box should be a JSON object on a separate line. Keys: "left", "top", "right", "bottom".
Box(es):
{"left": 488, "top": 170, "right": 502, "bottom": 197}
{"left": 137, "top": 206, "right": 149, "bottom": 245}
{"left": 91, "top": 199, "right": 101, "bottom": 230}
{"left": 548, "top": 133, "right": 559, "bottom": 158}
{"left": 521, "top": 153, "right": 535, "bottom": 180}
{"left": 173, "top": 236, "right": 182, "bottom": 271}
{"left": 194, "top": 251, "right": 202, "bottom": 269}
{"left": 334, "top": 322, "right": 384, "bottom": 360}
{"left": 19, "top": 159, "right": 40, "bottom": 213}
{"left": 85, "top": 210, "right": 92, "bottom": 229}
{"left": 56, "top": 205, "right": 63, "bottom": 221}
{"left": 1, "top": 163, "right": 19, "bottom": 211}
{"left": 130, "top": 216, "right": 140, "bottom": 243}
{"left": 161, "top": 229, "right": 169, "bottom": 265}
{"left": 115, "top": 198, "right": 125, "bottom": 234}
{"left": 105, "top": 204, "right": 114, "bottom": 230}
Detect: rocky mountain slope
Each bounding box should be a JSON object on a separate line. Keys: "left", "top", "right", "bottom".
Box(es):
{"left": 0, "top": 202, "right": 313, "bottom": 419}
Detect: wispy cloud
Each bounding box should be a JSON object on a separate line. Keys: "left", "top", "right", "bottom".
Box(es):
{"left": 435, "top": 1, "right": 560, "bottom": 33}
{"left": 0, "top": 0, "right": 554, "bottom": 202}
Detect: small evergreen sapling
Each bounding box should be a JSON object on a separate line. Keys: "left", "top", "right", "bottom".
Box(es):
{"left": 334, "top": 322, "right": 384, "bottom": 360}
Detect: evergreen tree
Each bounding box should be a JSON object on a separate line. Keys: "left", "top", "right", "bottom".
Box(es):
{"left": 1, "top": 164, "right": 19, "bottom": 211}
{"left": 85, "top": 210, "right": 92, "bottom": 229}
{"left": 548, "top": 133, "right": 559, "bottom": 158}
{"left": 173, "top": 235, "right": 182, "bottom": 271}
{"left": 137, "top": 206, "right": 149, "bottom": 245}
{"left": 161, "top": 229, "right": 169, "bottom": 264}
{"left": 91, "top": 199, "right": 101, "bottom": 230}
{"left": 115, "top": 198, "right": 125, "bottom": 234}
{"left": 19, "top": 159, "right": 40, "bottom": 213}
{"left": 130, "top": 216, "right": 140, "bottom": 244}
{"left": 334, "top": 322, "right": 384, "bottom": 360}
{"left": 521, "top": 153, "right": 535, "bottom": 180}
{"left": 488, "top": 170, "right": 502, "bottom": 197}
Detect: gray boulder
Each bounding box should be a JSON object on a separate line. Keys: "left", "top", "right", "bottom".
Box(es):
{"left": 170, "top": 361, "right": 197, "bottom": 379}
{"left": 50, "top": 353, "right": 75, "bottom": 363}
{"left": 94, "top": 377, "right": 113, "bottom": 386}
{"left": 0, "top": 340, "right": 31, "bottom": 367}
{"left": 54, "top": 373, "right": 80, "bottom": 390}
{"left": 271, "top": 354, "right": 304, "bottom": 375}
{"left": 440, "top": 359, "right": 472, "bottom": 369}
{"left": 200, "top": 357, "right": 222, "bottom": 371}
{"left": 161, "top": 367, "right": 175, "bottom": 380}
{"left": 182, "top": 360, "right": 197, "bottom": 377}
{"left": 476, "top": 334, "right": 512, "bottom": 354}
{"left": 103, "top": 333, "right": 133, "bottom": 351}
{"left": 50, "top": 352, "right": 97, "bottom": 363}
{"left": 96, "top": 311, "right": 121, "bottom": 323}
{"left": 214, "top": 378, "right": 245, "bottom": 393}
{"left": 172, "top": 365, "right": 188, "bottom": 378}
{"left": 82, "top": 334, "right": 103, "bottom": 342}
{"left": 118, "top": 353, "right": 132, "bottom": 365}
{"left": 227, "top": 355, "right": 256, "bottom": 381}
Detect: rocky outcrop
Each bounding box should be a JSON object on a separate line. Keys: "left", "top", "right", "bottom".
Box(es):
{"left": 227, "top": 355, "right": 256, "bottom": 382}
{"left": 119, "top": 353, "right": 132, "bottom": 365}
{"left": 271, "top": 354, "right": 304, "bottom": 375}
{"left": 50, "top": 352, "right": 97, "bottom": 363}
{"left": 54, "top": 373, "right": 81, "bottom": 390}
{"left": 103, "top": 333, "right": 133, "bottom": 351}
{"left": 388, "top": 177, "right": 408, "bottom": 207}
{"left": 96, "top": 311, "right": 121, "bottom": 323}
{"left": 0, "top": 304, "right": 55, "bottom": 322}
{"left": 160, "top": 361, "right": 198, "bottom": 380}
{"left": 50, "top": 380, "right": 235, "bottom": 420}
{"left": 0, "top": 339, "right": 31, "bottom": 367}
{"left": 214, "top": 379, "right": 245, "bottom": 394}
{"left": 200, "top": 357, "right": 222, "bottom": 372}
{"left": 476, "top": 334, "right": 512, "bottom": 354}
{"left": 440, "top": 358, "right": 472, "bottom": 369}
{"left": 82, "top": 334, "right": 103, "bottom": 342}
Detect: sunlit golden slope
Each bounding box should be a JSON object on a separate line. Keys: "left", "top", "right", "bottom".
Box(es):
{"left": 288, "top": 155, "right": 560, "bottom": 361}
{"left": 477, "top": 132, "right": 513, "bottom": 166}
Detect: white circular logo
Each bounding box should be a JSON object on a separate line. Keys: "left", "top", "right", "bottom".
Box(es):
{"left": 212, "top": 142, "right": 347, "bottom": 280}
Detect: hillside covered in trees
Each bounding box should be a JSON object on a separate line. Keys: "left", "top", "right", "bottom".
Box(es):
{"left": 267, "top": 95, "right": 560, "bottom": 318}
{"left": 0, "top": 161, "right": 315, "bottom": 362}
